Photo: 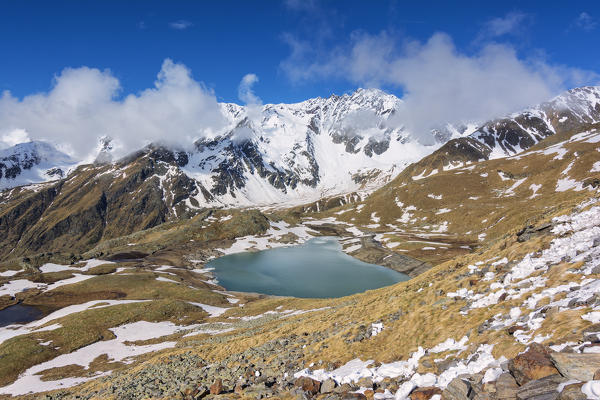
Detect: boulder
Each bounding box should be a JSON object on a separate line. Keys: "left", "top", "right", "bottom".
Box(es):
{"left": 357, "top": 377, "right": 374, "bottom": 389}
{"left": 410, "top": 386, "right": 442, "bottom": 400}
{"left": 516, "top": 374, "right": 567, "bottom": 400}
{"left": 583, "top": 331, "right": 600, "bottom": 343}
{"left": 210, "top": 379, "right": 224, "bottom": 395}
{"left": 436, "top": 359, "right": 459, "bottom": 374}
{"left": 334, "top": 383, "right": 358, "bottom": 394}
{"left": 559, "top": 383, "right": 587, "bottom": 400}
{"left": 294, "top": 376, "right": 321, "bottom": 395}
{"left": 442, "top": 378, "right": 471, "bottom": 400}
{"left": 508, "top": 343, "right": 559, "bottom": 385}
{"left": 320, "top": 378, "right": 337, "bottom": 393}
{"left": 495, "top": 373, "right": 519, "bottom": 400}
{"left": 550, "top": 353, "right": 600, "bottom": 381}
{"left": 341, "top": 393, "right": 367, "bottom": 400}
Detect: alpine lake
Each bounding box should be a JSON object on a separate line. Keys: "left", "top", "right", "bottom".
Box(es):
{"left": 208, "top": 237, "right": 408, "bottom": 298}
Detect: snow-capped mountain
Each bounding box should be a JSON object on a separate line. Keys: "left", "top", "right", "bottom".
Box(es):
{"left": 0, "top": 88, "right": 448, "bottom": 205}
{"left": 1, "top": 86, "right": 599, "bottom": 208}
{"left": 1, "top": 86, "right": 599, "bottom": 258}
{"left": 472, "top": 86, "right": 600, "bottom": 158}
{"left": 0, "top": 141, "right": 77, "bottom": 190}
{"left": 402, "top": 86, "right": 600, "bottom": 176}
{"left": 182, "top": 88, "right": 442, "bottom": 206}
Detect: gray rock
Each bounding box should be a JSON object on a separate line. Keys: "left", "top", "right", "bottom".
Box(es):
{"left": 550, "top": 353, "right": 600, "bottom": 381}
{"left": 437, "top": 359, "right": 459, "bottom": 374}
{"left": 495, "top": 373, "right": 519, "bottom": 400}
{"left": 516, "top": 374, "right": 566, "bottom": 400}
{"left": 334, "top": 383, "right": 357, "bottom": 394}
{"left": 321, "top": 378, "right": 337, "bottom": 393}
{"left": 442, "top": 378, "right": 471, "bottom": 400}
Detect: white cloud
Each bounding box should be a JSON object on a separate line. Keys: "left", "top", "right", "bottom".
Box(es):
{"left": 238, "top": 73, "right": 261, "bottom": 105}
{"left": 480, "top": 12, "right": 528, "bottom": 39}
{"left": 280, "top": 31, "right": 599, "bottom": 142}
{"left": 0, "top": 128, "right": 30, "bottom": 149}
{"left": 575, "top": 12, "right": 597, "bottom": 31}
{"left": 0, "top": 59, "right": 228, "bottom": 159}
{"left": 236, "top": 74, "right": 263, "bottom": 140}
{"left": 169, "top": 20, "right": 193, "bottom": 30}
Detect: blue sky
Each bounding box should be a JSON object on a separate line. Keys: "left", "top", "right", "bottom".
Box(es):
{"left": 1, "top": 0, "right": 599, "bottom": 104}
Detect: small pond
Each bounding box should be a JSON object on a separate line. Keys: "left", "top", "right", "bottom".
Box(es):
{"left": 0, "top": 304, "right": 44, "bottom": 327}
{"left": 208, "top": 237, "right": 408, "bottom": 298}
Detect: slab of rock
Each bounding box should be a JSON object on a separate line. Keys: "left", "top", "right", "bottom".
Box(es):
{"left": 410, "top": 386, "right": 442, "bottom": 400}
{"left": 495, "top": 373, "right": 519, "bottom": 400}
{"left": 559, "top": 383, "right": 586, "bottom": 400}
{"left": 294, "top": 376, "right": 321, "bottom": 395}
{"left": 516, "top": 374, "right": 567, "bottom": 400}
{"left": 210, "top": 379, "right": 224, "bottom": 395}
{"left": 442, "top": 378, "right": 471, "bottom": 400}
{"left": 320, "top": 378, "right": 337, "bottom": 393}
{"left": 508, "top": 343, "right": 559, "bottom": 385}
{"left": 550, "top": 353, "right": 600, "bottom": 381}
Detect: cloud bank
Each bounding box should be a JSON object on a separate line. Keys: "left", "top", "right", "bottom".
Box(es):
{"left": 281, "top": 30, "right": 599, "bottom": 141}
{"left": 0, "top": 59, "right": 228, "bottom": 159}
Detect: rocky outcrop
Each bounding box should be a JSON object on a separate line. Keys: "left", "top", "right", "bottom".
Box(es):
{"left": 508, "top": 343, "right": 560, "bottom": 385}
{"left": 550, "top": 353, "right": 600, "bottom": 381}
{"left": 351, "top": 235, "right": 432, "bottom": 277}
{"left": 515, "top": 374, "right": 566, "bottom": 400}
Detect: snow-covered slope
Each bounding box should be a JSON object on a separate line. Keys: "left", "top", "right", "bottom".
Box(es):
{"left": 472, "top": 86, "right": 600, "bottom": 159}
{"left": 0, "top": 141, "right": 77, "bottom": 190}
{"left": 182, "top": 88, "right": 446, "bottom": 207}
{"left": 400, "top": 86, "right": 600, "bottom": 177}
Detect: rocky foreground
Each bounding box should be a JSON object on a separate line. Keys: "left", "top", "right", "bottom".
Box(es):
{"left": 41, "top": 337, "right": 600, "bottom": 400}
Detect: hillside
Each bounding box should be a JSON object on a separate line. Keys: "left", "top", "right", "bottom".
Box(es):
{"left": 1, "top": 87, "right": 599, "bottom": 264}
{"left": 0, "top": 108, "right": 598, "bottom": 399}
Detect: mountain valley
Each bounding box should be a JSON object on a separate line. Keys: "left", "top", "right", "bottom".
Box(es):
{"left": 0, "top": 87, "right": 599, "bottom": 400}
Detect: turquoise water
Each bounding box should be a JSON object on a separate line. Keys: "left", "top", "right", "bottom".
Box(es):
{"left": 208, "top": 237, "right": 408, "bottom": 298}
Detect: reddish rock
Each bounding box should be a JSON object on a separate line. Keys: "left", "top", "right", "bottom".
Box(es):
{"left": 209, "top": 379, "right": 224, "bottom": 395}
{"left": 234, "top": 382, "right": 245, "bottom": 394}
{"left": 508, "top": 343, "right": 559, "bottom": 385}
{"left": 410, "top": 386, "right": 442, "bottom": 400}
{"left": 364, "top": 389, "right": 375, "bottom": 400}
{"left": 507, "top": 325, "right": 525, "bottom": 335}
{"left": 294, "top": 376, "right": 321, "bottom": 394}
{"left": 594, "top": 369, "right": 600, "bottom": 380}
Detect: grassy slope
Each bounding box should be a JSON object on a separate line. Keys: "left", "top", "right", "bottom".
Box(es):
{"left": 0, "top": 127, "right": 598, "bottom": 398}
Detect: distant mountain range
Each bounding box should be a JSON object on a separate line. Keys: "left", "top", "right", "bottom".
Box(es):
{"left": 1, "top": 86, "right": 599, "bottom": 208}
